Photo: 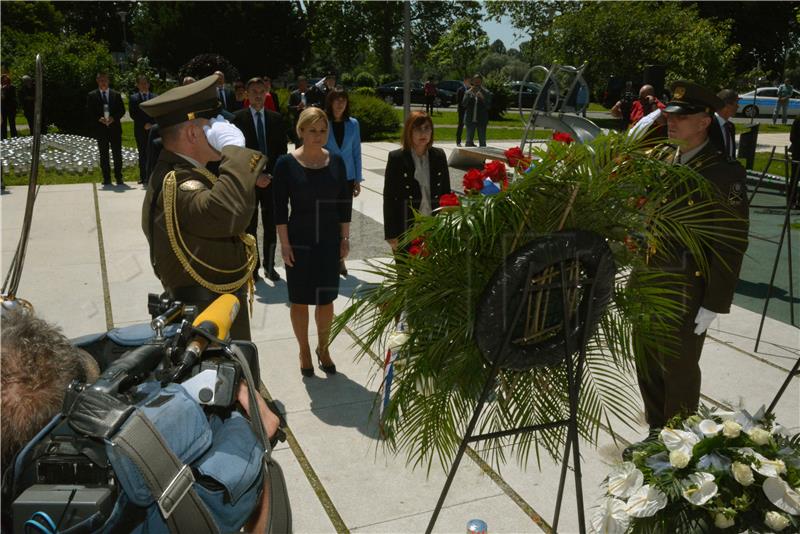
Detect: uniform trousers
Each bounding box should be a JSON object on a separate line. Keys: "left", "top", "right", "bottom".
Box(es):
{"left": 247, "top": 184, "right": 277, "bottom": 273}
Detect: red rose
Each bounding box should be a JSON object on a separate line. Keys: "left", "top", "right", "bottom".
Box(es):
{"left": 439, "top": 192, "right": 460, "bottom": 207}
{"left": 483, "top": 160, "right": 507, "bottom": 184}
{"left": 504, "top": 146, "right": 524, "bottom": 167}
{"left": 408, "top": 245, "right": 422, "bottom": 256}
{"left": 408, "top": 236, "right": 429, "bottom": 257}
{"left": 462, "top": 168, "right": 485, "bottom": 193}
{"left": 552, "top": 131, "right": 575, "bottom": 144}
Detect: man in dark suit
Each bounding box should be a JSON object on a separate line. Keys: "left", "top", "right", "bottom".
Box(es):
{"left": 128, "top": 74, "right": 157, "bottom": 185}
{"left": 288, "top": 76, "right": 309, "bottom": 146}
{"left": 86, "top": 72, "right": 126, "bottom": 186}
{"left": 233, "top": 77, "right": 288, "bottom": 282}
{"left": 633, "top": 81, "right": 749, "bottom": 434}
{"left": 214, "top": 71, "right": 236, "bottom": 112}
{"left": 715, "top": 89, "right": 738, "bottom": 160}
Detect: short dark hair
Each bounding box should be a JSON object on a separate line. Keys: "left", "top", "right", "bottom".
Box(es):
{"left": 401, "top": 111, "right": 434, "bottom": 151}
{"left": 136, "top": 74, "right": 149, "bottom": 84}
{"left": 297, "top": 76, "right": 307, "bottom": 83}
{"left": 1, "top": 309, "right": 99, "bottom": 471}
{"left": 246, "top": 77, "right": 265, "bottom": 89}
{"left": 325, "top": 87, "right": 350, "bottom": 120}
{"left": 717, "top": 89, "right": 738, "bottom": 106}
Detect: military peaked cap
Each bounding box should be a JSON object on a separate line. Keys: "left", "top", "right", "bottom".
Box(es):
{"left": 665, "top": 80, "right": 724, "bottom": 115}
{"left": 140, "top": 75, "right": 222, "bottom": 128}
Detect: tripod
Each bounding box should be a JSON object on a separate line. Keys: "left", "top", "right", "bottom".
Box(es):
{"left": 425, "top": 232, "right": 614, "bottom": 534}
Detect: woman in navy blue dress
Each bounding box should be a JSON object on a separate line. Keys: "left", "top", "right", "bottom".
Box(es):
{"left": 273, "top": 107, "right": 352, "bottom": 377}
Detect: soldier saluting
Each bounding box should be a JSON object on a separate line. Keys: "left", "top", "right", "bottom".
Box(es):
{"left": 140, "top": 75, "right": 266, "bottom": 340}
{"left": 634, "top": 81, "right": 750, "bottom": 434}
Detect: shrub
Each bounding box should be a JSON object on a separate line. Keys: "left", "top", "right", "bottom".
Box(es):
{"left": 351, "top": 86, "right": 376, "bottom": 98}
{"left": 484, "top": 72, "right": 512, "bottom": 119}
{"left": 179, "top": 54, "right": 239, "bottom": 84}
{"left": 338, "top": 72, "right": 355, "bottom": 88}
{"left": 4, "top": 30, "right": 116, "bottom": 134}
{"left": 377, "top": 73, "right": 396, "bottom": 86}
{"left": 348, "top": 94, "right": 398, "bottom": 141}
{"left": 354, "top": 71, "right": 377, "bottom": 88}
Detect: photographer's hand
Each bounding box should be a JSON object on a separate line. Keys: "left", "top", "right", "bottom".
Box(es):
{"left": 236, "top": 381, "right": 280, "bottom": 438}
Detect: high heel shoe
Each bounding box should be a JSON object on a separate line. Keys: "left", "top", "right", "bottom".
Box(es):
{"left": 299, "top": 353, "right": 314, "bottom": 377}
{"left": 315, "top": 347, "right": 337, "bottom": 375}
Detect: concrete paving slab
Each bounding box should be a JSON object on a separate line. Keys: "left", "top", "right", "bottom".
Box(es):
{"left": 270, "top": 448, "right": 336, "bottom": 534}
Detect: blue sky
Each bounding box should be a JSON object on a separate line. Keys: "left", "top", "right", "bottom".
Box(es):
{"left": 483, "top": 13, "right": 525, "bottom": 50}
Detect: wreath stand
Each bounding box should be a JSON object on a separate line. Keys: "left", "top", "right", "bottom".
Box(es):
{"left": 425, "top": 231, "right": 615, "bottom": 534}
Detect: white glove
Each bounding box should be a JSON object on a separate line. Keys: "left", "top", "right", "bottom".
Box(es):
{"left": 203, "top": 115, "right": 245, "bottom": 152}
{"left": 693, "top": 306, "right": 717, "bottom": 335}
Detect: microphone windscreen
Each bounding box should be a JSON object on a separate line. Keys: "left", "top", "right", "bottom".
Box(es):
{"left": 192, "top": 294, "right": 240, "bottom": 340}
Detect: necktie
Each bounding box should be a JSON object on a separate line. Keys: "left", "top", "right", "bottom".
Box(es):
{"left": 102, "top": 91, "right": 108, "bottom": 104}
{"left": 218, "top": 88, "right": 226, "bottom": 107}
{"left": 141, "top": 92, "right": 147, "bottom": 102}
{"left": 724, "top": 121, "right": 736, "bottom": 158}
{"left": 256, "top": 111, "right": 266, "bottom": 155}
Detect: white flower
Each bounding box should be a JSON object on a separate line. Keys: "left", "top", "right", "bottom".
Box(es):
{"left": 681, "top": 472, "right": 718, "bottom": 506}
{"left": 751, "top": 452, "right": 787, "bottom": 478}
{"left": 625, "top": 484, "right": 667, "bottom": 518}
{"left": 670, "top": 449, "right": 691, "bottom": 469}
{"left": 731, "top": 461, "right": 755, "bottom": 486}
{"left": 714, "top": 512, "right": 735, "bottom": 529}
{"left": 607, "top": 462, "right": 643, "bottom": 499}
{"left": 764, "top": 510, "right": 791, "bottom": 531}
{"left": 698, "top": 419, "right": 721, "bottom": 437}
{"left": 590, "top": 497, "right": 629, "bottom": 534}
{"left": 748, "top": 427, "right": 772, "bottom": 446}
{"left": 722, "top": 420, "right": 742, "bottom": 438}
{"left": 660, "top": 427, "right": 700, "bottom": 455}
{"left": 387, "top": 331, "right": 409, "bottom": 350}
{"left": 763, "top": 477, "right": 800, "bottom": 516}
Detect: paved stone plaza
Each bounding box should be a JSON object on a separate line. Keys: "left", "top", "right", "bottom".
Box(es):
{"left": 2, "top": 140, "right": 798, "bottom": 533}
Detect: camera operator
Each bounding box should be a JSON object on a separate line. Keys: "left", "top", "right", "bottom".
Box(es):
{"left": 1, "top": 308, "right": 101, "bottom": 530}
{"left": 612, "top": 83, "right": 665, "bottom": 129}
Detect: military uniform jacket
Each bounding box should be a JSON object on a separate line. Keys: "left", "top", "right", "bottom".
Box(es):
{"left": 383, "top": 147, "right": 451, "bottom": 240}
{"left": 651, "top": 142, "right": 749, "bottom": 314}
{"left": 141, "top": 146, "right": 265, "bottom": 291}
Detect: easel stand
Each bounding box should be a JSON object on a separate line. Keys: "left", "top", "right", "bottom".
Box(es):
{"left": 754, "top": 155, "right": 799, "bottom": 352}
{"left": 425, "top": 261, "right": 599, "bottom": 534}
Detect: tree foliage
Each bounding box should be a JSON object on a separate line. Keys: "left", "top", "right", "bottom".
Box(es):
{"left": 0, "top": 1, "right": 64, "bottom": 36}
{"left": 539, "top": 2, "right": 738, "bottom": 93}
{"left": 428, "top": 18, "right": 489, "bottom": 79}
{"left": 131, "top": 2, "right": 307, "bottom": 79}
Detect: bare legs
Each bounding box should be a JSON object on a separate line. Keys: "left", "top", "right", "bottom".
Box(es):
{"left": 290, "top": 303, "right": 335, "bottom": 370}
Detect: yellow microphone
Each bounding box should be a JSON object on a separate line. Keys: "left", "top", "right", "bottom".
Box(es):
{"left": 173, "top": 294, "right": 240, "bottom": 380}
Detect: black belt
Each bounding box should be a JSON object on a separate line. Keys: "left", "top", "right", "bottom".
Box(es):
{"left": 167, "top": 285, "right": 246, "bottom": 304}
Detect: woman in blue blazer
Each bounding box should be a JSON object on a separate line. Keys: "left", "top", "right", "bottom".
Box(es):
{"left": 325, "top": 87, "right": 362, "bottom": 276}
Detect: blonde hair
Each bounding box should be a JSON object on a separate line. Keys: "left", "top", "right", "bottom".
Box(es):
{"left": 296, "top": 107, "right": 329, "bottom": 139}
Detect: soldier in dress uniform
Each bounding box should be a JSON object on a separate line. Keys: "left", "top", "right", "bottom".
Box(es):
{"left": 634, "top": 81, "right": 750, "bottom": 432}
{"left": 140, "top": 75, "right": 267, "bottom": 341}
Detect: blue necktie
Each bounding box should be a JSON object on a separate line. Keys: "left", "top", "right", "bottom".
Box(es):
{"left": 256, "top": 111, "right": 266, "bottom": 155}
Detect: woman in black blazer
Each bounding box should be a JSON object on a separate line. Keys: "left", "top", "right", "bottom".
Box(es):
{"left": 383, "top": 111, "right": 451, "bottom": 250}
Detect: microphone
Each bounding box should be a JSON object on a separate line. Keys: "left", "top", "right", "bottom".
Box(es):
{"left": 171, "top": 294, "right": 240, "bottom": 381}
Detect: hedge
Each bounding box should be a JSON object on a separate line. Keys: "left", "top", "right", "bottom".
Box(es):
{"left": 348, "top": 94, "right": 398, "bottom": 141}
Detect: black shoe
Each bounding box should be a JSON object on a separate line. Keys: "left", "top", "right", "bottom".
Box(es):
{"left": 265, "top": 399, "right": 288, "bottom": 449}
{"left": 339, "top": 260, "right": 348, "bottom": 278}
{"left": 266, "top": 268, "right": 281, "bottom": 281}
{"left": 253, "top": 271, "right": 262, "bottom": 283}
{"left": 115, "top": 179, "right": 124, "bottom": 186}
{"left": 102, "top": 180, "right": 112, "bottom": 187}
{"left": 300, "top": 352, "right": 314, "bottom": 377}
{"left": 315, "top": 347, "right": 336, "bottom": 375}
{"left": 622, "top": 428, "right": 661, "bottom": 460}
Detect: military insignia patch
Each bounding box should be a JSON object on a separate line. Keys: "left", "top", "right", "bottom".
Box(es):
{"left": 728, "top": 182, "right": 743, "bottom": 205}
{"left": 673, "top": 86, "right": 685, "bottom": 100}
{"left": 179, "top": 179, "right": 206, "bottom": 192}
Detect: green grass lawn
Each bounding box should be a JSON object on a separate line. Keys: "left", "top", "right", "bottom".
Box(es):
{"left": 741, "top": 151, "right": 795, "bottom": 179}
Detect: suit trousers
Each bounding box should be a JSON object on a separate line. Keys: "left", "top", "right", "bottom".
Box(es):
{"left": 134, "top": 126, "right": 149, "bottom": 183}
{"left": 456, "top": 108, "right": 465, "bottom": 145}
{"left": 97, "top": 128, "right": 123, "bottom": 183}
{"left": 465, "top": 122, "right": 487, "bottom": 147}
{"left": 1, "top": 110, "right": 17, "bottom": 138}
{"left": 247, "top": 185, "right": 277, "bottom": 273}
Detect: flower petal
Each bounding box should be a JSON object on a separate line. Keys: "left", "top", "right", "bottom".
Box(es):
{"left": 660, "top": 427, "right": 700, "bottom": 454}
{"left": 590, "top": 497, "right": 630, "bottom": 534}
{"left": 698, "top": 419, "right": 722, "bottom": 437}
{"left": 751, "top": 452, "right": 787, "bottom": 478}
{"left": 607, "top": 462, "right": 644, "bottom": 499}
{"left": 763, "top": 477, "right": 800, "bottom": 516}
{"left": 681, "top": 472, "right": 718, "bottom": 506}
{"left": 625, "top": 484, "right": 667, "bottom": 518}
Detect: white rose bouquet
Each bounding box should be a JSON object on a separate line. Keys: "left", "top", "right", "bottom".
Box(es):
{"left": 592, "top": 406, "right": 800, "bottom": 533}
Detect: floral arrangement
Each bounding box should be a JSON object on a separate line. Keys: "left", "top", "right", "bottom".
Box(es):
{"left": 593, "top": 406, "right": 800, "bottom": 533}
{"left": 462, "top": 159, "right": 508, "bottom": 195}
{"left": 333, "top": 133, "right": 741, "bottom": 472}
{"left": 552, "top": 131, "right": 575, "bottom": 144}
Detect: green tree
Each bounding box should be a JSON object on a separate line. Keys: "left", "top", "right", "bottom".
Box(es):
{"left": 486, "top": 0, "right": 580, "bottom": 48}
{"left": 428, "top": 18, "right": 489, "bottom": 79}
{"left": 0, "top": 1, "right": 64, "bottom": 36}
{"left": 539, "top": 2, "right": 738, "bottom": 92}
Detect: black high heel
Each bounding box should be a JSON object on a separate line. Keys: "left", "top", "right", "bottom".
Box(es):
{"left": 315, "top": 347, "right": 337, "bottom": 375}
{"left": 300, "top": 353, "right": 314, "bottom": 377}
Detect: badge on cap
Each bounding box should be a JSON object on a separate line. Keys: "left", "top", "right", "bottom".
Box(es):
{"left": 673, "top": 86, "right": 685, "bottom": 100}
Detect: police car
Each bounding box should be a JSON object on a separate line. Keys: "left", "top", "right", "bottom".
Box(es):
{"left": 737, "top": 86, "right": 800, "bottom": 118}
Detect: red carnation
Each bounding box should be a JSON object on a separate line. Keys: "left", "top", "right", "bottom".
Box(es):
{"left": 552, "top": 131, "right": 575, "bottom": 144}
{"left": 462, "top": 168, "right": 485, "bottom": 193}
{"left": 504, "top": 146, "right": 531, "bottom": 169}
{"left": 483, "top": 160, "right": 507, "bottom": 184}
{"left": 409, "top": 236, "right": 429, "bottom": 257}
{"left": 439, "top": 192, "right": 460, "bottom": 207}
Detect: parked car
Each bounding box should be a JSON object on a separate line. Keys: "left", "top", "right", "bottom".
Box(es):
{"left": 737, "top": 87, "right": 800, "bottom": 118}
{"left": 375, "top": 80, "right": 456, "bottom": 107}
{"left": 506, "top": 81, "right": 541, "bottom": 108}
{"left": 437, "top": 80, "right": 465, "bottom": 94}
